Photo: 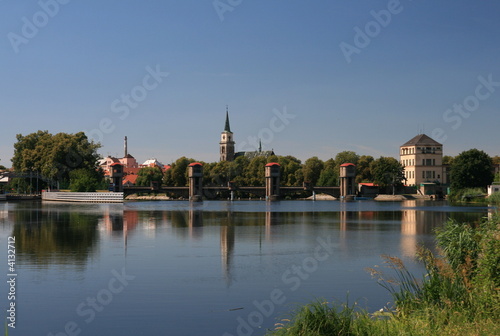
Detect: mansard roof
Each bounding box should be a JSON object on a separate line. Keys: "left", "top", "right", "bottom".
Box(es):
{"left": 401, "top": 134, "right": 442, "bottom": 147}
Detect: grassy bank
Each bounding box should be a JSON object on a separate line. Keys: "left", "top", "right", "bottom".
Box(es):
{"left": 267, "top": 215, "right": 500, "bottom": 336}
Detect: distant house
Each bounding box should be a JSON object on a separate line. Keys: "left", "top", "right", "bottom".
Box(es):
{"left": 400, "top": 134, "right": 447, "bottom": 186}
{"left": 488, "top": 183, "right": 500, "bottom": 196}
{"left": 123, "top": 174, "right": 138, "bottom": 187}
{"left": 140, "top": 158, "right": 165, "bottom": 169}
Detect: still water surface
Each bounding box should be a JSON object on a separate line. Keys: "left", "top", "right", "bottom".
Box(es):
{"left": 0, "top": 200, "right": 493, "bottom": 336}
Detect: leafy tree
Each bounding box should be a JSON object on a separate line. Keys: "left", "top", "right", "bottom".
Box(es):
{"left": 242, "top": 156, "right": 268, "bottom": 186}
{"left": 163, "top": 157, "right": 196, "bottom": 186}
{"left": 11, "top": 131, "right": 102, "bottom": 188}
{"left": 317, "top": 159, "right": 337, "bottom": 186}
{"left": 492, "top": 155, "right": 500, "bottom": 165}
{"left": 450, "top": 149, "right": 493, "bottom": 191}
{"left": 370, "top": 157, "right": 405, "bottom": 191}
{"left": 69, "top": 168, "right": 103, "bottom": 192}
{"left": 334, "top": 151, "right": 359, "bottom": 166}
{"left": 443, "top": 155, "right": 455, "bottom": 166}
{"left": 136, "top": 167, "right": 164, "bottom": 187}
{"left": 276, "top": 155, "right": 302, "bottom": 186}
{"left": 355, "top": 155, "right": 374, "bottom": 183}
{"left": 302, "top": 157, "right": 324, "bottom": 186}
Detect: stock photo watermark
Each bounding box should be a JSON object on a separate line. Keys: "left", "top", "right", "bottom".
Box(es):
{"left": 7, "top": 0, "right": 71, "bottom": 54}
{"left": 6, "top": 236, "right": 17, "bottom": 329}
{"left": 339, "top": 0, "right": 411, "bottom": 64}
{"left": 213, "top": 0, "right": 243, "bottom": 22}
{"left": 236, "top": 106, "right": 295, "bottom": 153}
{"left": 85, "top": 64, "right": 169, "bottom": 144}
{"left": 222, "top": 234, "right": 336, "bottom": 336}
{"left": 47, "top": 267, "right": 135, "bottom": 336}
{"left": 432, "top": 74, "right": 499, "bottom": 143}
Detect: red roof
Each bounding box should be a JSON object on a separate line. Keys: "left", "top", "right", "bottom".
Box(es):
{"left": 110, "top": 162, "right": 123, "bottom": 166}
{"left": 265, "top": 162, "right": 280, "bottom": 167}
{"left": 340, "top": 163, "right": 356, "bottom": 167}
{"left": 123, "top": 175, "right": 138, "bottom": 185}
{"left": 188, "top": 162, "right": 203, "bottom": 167}
{"left": 359, "top": 183, "right": 378, "bottom": 187}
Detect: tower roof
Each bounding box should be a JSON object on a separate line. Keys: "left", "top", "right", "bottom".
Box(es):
{"left": 224, "top": 106, "right": 231, "bottom": 133}
{"left": 402, "top": 134, "right": 442, "bottom": 147}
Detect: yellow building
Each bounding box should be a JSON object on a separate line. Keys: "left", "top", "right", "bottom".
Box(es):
{"left": 400, "top": 134, "right": 446, "bottom": 186}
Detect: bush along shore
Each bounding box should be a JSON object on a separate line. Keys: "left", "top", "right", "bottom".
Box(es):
{"left": 267, "top": 215, "right": 500, "bottom": 336}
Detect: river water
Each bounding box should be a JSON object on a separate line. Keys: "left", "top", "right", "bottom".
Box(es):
{"left": 0, "top": 200, "right": 494, "bottom": 336}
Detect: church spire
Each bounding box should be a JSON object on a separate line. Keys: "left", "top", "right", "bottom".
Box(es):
{"left": 224, "top": 105, "right": 231, "bottom": 133}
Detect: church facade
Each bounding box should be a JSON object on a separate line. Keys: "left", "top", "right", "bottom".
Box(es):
{"left": 219, "top": 109, "right": 275, "bottom": 162}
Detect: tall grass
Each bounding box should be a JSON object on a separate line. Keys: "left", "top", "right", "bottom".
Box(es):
{"left": 488, "top": 191, "right": 500, "bottom": 203}
{"left": 267, "top": 215, "right": 500, "bottom": 336}
{"left": 449, "top": 187, "right": 486, "bottom": 202}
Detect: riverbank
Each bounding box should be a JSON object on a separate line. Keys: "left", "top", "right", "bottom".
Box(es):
{"left": 125, "top": 194, "right": 172, "bottom": 201}
{"left": 267, "top": 215, "right": 500, "bottom": 336}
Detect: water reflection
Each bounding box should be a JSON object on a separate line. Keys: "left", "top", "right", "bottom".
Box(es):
{"left": 3, "top": 201, "right": 490, "bottom": 276}
{"left": 11, "top": 202, "right": 101, "bottom": 269}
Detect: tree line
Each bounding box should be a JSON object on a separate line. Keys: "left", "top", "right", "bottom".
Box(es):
{"left": 160, "top": 152, "right": 406, "bottom": 191}
{"left": 2, "top": 131, "right": 499, "bottom": 195}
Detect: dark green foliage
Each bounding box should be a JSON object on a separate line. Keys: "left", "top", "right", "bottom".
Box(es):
{"left": 317, "top": 159, "right": 337, "bottom": 186}
{"left": 162, "top": 157, "right": 196, "bottom": 186}
{"left": 136, "top": 167, "right": 164, "bottom": 187}
{"left": 355, "top": 155, "right": 374, "bottom": 183}
{"left": 369, "top": 157, "right": 405, "bottom": 188}
{"left": 302, "top": 157, "right": 324, "bottom": 185}
{"left": 69, "top": 168, "right": 104, "bottom": 192}
{"left": 11, "top": 131, "right": 102, "bottom": 188}
{"left": 450, "top": 149, "right": 493, "bottom": 191}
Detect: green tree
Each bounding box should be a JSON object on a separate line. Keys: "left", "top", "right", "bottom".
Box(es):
{"left": 69, "top": 168, "right": 103, "bottom": 192}
{"left": 303, "top": 157, "right": 324, "bottom": 186}
{"left": 317, "top": 158, "right": 337, "bottom": 186}
{"left": 334, "top": 151, "right": 359, "bottom": 166}
{"left": 163, "top": 157, "right": 196, "bottom": 186}
{"left": 443, "top": 155, "right": 455, "bottom": 166}
{"left": 276, "top": 155, "right": 302, "bottom": 186}
{"left": 450, "top": 149, "right": 493, "bottom": 191}
{"left": 370, "top": 157, "right": 405, "bottom": 192}
{"left": 355, "top": 155, "right": 374, "bottom": 183}
{"left": 136, "top": 167, "right": 164, "bottom": 187}
{"left": 242, "top": 156, "right": 268, "bottom": 186}
{"left": 11, "top": 131, "right": 102, "bottom": 189}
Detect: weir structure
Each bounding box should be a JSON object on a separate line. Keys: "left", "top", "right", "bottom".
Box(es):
{"left": 265, "top": 163, "right": 281, "bottom": 201}
{"left": 339, "top": 163, "right": 356, "bottom": 199}
{"left": 122, "top": 163, "right": 342, "bottom": 201}
{"left": 188, "top": 162, "right": 203, "bottom": 202}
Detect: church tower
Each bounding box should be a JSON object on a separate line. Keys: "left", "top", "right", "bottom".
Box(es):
{"left": 220, "top": 107, "right": 235, "bottom": 162}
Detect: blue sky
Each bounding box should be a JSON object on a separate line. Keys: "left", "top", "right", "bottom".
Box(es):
{"left": 1, "top": 0, "right": 499, "bottom": 166}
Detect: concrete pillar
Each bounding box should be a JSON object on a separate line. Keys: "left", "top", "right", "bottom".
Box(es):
{"left": 265, "top": 163, "right": 281, "bottom": 201}
{"left": 339, "top": 163, "right": 356, "bottom": 199}
{"left": 110, "top": 163, "right": 123, "bottom": 192}
{"left": 188, "top": 162, "right": 203, "bottom": 201}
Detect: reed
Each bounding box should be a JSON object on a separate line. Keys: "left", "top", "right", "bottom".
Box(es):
{"left": 267, "top": 215, "right": 500, "bottom": 336}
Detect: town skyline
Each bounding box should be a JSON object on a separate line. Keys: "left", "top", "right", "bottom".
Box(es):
{"left": 1, "top": 1, "right": 499, "bottom": 165}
